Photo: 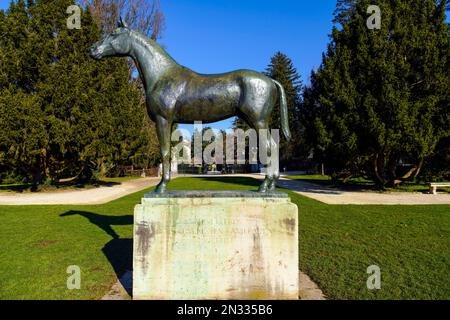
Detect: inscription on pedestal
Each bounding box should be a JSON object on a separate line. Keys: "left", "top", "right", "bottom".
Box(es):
{"left": 133, "top": 193, "right": 299, "bottom": 300}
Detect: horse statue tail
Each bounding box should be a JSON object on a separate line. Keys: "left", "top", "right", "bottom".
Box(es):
{"left": 272, "top": 80, "right": 291, "bottom": 141}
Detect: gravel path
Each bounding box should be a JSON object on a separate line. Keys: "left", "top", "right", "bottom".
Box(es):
{"left": 0, "top": 177, "right": 160, "bottom": 205}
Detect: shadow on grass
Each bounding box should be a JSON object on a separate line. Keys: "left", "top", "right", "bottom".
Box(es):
{"left": 288, "top": 177, "right": 378, "bottom": 191}
{"left": 60, "top": 210, "right": 133, "bottom": 296}
{"left": 56, "top": 180, "right": 121, "bottom": 188}
{"left": 0, "top": 183, "right": 31, "bottom": 193}
{"left": 0, "top": 180, "right": 121, "bottom": 193}
{"left": 102, "top": 238, "right": 132, "bottom": 296}
{"left": 189, "top": 175, "right": 344, "bottom": 195}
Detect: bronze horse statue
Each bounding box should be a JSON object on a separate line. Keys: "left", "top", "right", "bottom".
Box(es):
{"left": 89, "top": 18, "right": 291, "bottom": 193}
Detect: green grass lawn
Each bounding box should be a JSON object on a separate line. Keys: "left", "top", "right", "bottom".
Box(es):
{"left": 0, "top": 176, "right": 449, "bottom": 300}
{"left": 286, "top": 174, "right": 450, "bottom": 193}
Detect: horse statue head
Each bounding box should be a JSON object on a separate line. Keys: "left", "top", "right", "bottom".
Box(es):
{"left": 89, "top": 17, "right": 132, "bottom": 60}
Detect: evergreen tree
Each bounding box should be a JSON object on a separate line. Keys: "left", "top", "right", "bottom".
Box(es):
{"left": 333, "top": 0, "right": 357, "bottom": 25}
{"left": 0, "top": 0, "right": 47, "bottom": 185}
{"left": 0, "top": 0, "right": 160, "bottom": 186}
{"left": 301, "top": 0, "right": 450, "bottom": 186}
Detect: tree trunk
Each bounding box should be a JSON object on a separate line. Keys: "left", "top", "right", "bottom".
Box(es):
{"left": 30, "top": 151, "right": 47, "bottom": 191}
{"left": 30, "top": 165, "right": 44, "bottom": 192}
{"left": 41, "top": 148, "right": 50, "bottom": 181}
{"left": 392, "top": 158, "right": 424, "bottom": 185}
{"left": 413, "top": 158, "right": 424, "bottom": 179}
{"left": 373, "top": 153, "right": 385, "bottom": 186}
{"left": 343, "top": 174, "right": 353, "bottom": 183}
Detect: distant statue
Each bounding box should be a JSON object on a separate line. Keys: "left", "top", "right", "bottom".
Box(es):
{"left": 89, "top": 17, "right": 291, "bottom": 193}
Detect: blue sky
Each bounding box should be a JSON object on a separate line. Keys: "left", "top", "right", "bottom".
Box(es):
{"left": 161, "top": 0, "right": 335, "bottom": 77}
{"left": 161, "top": 0, "right": 336, "bottom": 132}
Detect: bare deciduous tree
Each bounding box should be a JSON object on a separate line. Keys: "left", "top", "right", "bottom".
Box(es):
{"left": 78, "top": 0, "right": 165, "bottom": 40}
{"left": 79, "top": 0, "right": 165, "bottom": 84}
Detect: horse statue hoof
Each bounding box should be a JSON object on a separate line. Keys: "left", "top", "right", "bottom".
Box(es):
{"left": 268, "top": 181, "right": 276, "bottom": 191}
{"left": 155, "top": 183, "right": 167, "bottom": 194}
{"left": 258, "top": 184, "right": 268, "bottom": 193}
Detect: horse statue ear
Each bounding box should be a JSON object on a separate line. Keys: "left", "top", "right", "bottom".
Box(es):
{"left": 118, "top": 16, "right": 128, "bottom": 28}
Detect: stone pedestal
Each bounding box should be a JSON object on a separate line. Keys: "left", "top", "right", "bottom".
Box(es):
{"left": 133, "top": 191, "right": 298, "bottom": 300}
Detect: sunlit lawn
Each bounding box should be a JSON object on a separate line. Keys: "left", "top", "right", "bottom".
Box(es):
{"left": 0, "top": 176, "right": 448, "bottom": 299}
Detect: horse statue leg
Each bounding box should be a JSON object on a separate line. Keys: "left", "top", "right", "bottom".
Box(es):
{"left": 252, "top": 121, "right": 272, "bottom": 193}
{"left": 267, "top": 131, "right": 280, "bottom": 191}
{"left": 155, "top": 116, "right": 172, "bottom": 193}
{"left": 256, "top": 125, "right": 281, "bottom": 192}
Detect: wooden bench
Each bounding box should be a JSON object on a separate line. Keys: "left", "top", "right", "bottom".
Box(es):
{"left": 429, "top": 182, "right": 450, "bottom": 194}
